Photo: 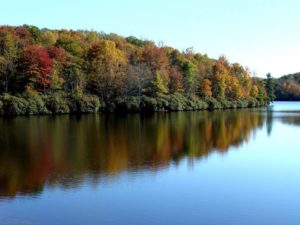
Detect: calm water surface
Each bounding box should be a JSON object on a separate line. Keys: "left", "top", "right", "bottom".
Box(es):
{"left": 0, "top": 102, "right": 300, "bottom": 225}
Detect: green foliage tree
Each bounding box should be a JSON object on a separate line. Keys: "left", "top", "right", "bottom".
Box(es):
{"left": 266, "top": 73, "right": 276, "bottom": 102}
{"left": 182, "top": 61, "right": 197, "bottom": 96}
{"left": 151, "top": 72, "right": 168, "bottom": 97}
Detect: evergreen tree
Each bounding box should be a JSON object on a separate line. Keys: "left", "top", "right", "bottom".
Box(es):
{"left": 266, "top": 73, "right": 276, "bottom": 102}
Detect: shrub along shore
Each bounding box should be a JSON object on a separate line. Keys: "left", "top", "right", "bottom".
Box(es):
{"left": 0, "top": 92, "right": 268, "bottom": 116}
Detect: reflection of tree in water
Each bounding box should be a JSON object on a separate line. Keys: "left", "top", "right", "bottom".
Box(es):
{"left": 0, "top": 110, "right": 265, "bottom": 198}
{"left": 266, "top": 107, "right": 274, "bottom": 136}
{"left": 280, "top": 113, "right": 300, "bottom": 126}
{"left": 265, "top": 106, "right": 300, "bottom": 130}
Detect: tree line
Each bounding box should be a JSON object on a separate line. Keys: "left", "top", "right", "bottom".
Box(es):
{"left": 0, "top": 25, "right": 272, "bottom": 115}
{"left": 275, "top": 73, "right": 300, "bottom": 101}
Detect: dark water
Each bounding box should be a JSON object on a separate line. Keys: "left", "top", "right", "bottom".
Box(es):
{"left": 0, "top": 102, "right": 300, "bottom": 225}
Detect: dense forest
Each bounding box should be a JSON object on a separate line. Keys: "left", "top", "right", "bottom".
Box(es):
{"left": 0, "top": 25, "right": 271, "bottom": 116}
{"left": 275, "top": 73, "right": 300, "bottom": 101}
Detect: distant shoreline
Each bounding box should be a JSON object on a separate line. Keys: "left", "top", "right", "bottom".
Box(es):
{"left": 274, "top": 100, "right": 300, "bottom": 102}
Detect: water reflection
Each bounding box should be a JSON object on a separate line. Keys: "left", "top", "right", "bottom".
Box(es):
{"left": 269, "top": 102, "right": 300, "bottom": 127}
{"left": 280, "top": 115, "right": 300, "bottom": 126}
{"left": 0, "top": 110, "right": 269, "bottom": 199}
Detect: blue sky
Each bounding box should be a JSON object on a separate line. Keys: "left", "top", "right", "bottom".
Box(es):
{"left": 1, "top": 0, "right": 300, "bottom": 77}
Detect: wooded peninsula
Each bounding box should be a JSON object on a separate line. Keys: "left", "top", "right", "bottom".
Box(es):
{"left": 0, "top": 25, "right": 297, "bottom": 116}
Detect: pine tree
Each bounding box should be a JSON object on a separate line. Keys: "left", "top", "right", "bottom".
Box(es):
{"left": 266, "top": 73, "right": 276, "bottom": 102}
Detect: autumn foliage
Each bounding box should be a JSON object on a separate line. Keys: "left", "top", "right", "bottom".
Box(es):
{"left": 18, "top": 45, "right": 53, "bottom": 90}
{"left": 0, "top": 25, "right": 270, "bottom": 115}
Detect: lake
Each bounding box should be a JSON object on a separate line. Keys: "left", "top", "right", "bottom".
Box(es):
{"left": 0, "top": 102, "right": 300, "bottom": 225}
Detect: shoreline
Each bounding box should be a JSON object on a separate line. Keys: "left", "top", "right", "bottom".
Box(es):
{"left": 0, "top": 92, "right": 269, "bottom": 117}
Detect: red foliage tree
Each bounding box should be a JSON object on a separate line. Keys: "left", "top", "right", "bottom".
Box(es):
{"left": 47, "top": 46, "right": 64, "bottom": 60}
{"left": 142, "top": 46, "right": 169, "bottom": 73}
{"left": 15, "top": 27, "right": 31, "bottom": 40}
{"left": 19, "top": 45, "right": 53, "bottom": 91}
{"left": 169, "top": 66, "right": 183, "bottom": 93}
{"left": 142, "top": 46, "right": 170, "bottom": 88}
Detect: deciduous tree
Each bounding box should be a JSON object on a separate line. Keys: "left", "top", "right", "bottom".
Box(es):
{"left": 18, "top": 45, "right": 53, "bottom": 91}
